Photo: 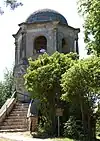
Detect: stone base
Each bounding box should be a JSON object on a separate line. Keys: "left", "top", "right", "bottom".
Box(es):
{"left": 28, "top": 116, "right": 38, "bottom": 132}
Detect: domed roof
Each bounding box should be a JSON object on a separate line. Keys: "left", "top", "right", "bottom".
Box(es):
{"left": 26, "top": 9, "right": 68, "bottom": 25}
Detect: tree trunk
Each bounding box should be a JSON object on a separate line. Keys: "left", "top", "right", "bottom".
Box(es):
{"left": 87, "top": 99, "right": 96, "bottom": 141}
{"left": 87, "top": 111, "right": 92, "bottom": 141}
{"left": 80, "top": 96, "right": 88, "bottom": 140}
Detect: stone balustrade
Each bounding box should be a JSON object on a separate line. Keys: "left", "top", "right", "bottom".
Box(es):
{"left": 0, "top": 97, "right": 16, "bottom": 124}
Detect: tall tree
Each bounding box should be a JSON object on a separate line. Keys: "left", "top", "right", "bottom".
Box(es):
{"left": 24, "top": 52, "right": 78, "bottom": 134}
{"left": 77, "top": 0, "right": 100, "bottom": 55}
{"left": 0, "top": 0, "right": 23, "bottom": 14}
{"left": 0, "top": 69, "right": 14, "bottom": 107}
{"left": 61, "top": 56, "right": 100, "bottom": 141}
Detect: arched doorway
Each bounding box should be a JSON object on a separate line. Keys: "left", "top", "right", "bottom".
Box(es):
{"left": 34, "top": 36, "right": 47, "bottom": 53}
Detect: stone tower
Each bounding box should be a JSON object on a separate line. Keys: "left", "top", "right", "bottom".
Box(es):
{"left": 13, "top": 9, "right": 80, "bottom": 101}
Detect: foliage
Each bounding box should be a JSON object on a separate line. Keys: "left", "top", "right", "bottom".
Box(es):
{"left": 64, "top": 116, "right": 83, "bottom": 140}
{"left": 24, "top": 52, "right": 78, "bottom": 134}
{"left": 96, "top": 104, "right": 100, "bottom": 136}
{"left": 0, "top": 69, "right": 14, "bottom": 107}
{"left": 77, "top": 0, "right": 100, "bottom": 55}
{"left": 61, "top": 56, "right": 100, "bottom": 106}
{"left": 0, "top": 0, "right": 23, "bottom": 14}
{"left": 0, "top": 82, "right": 4, "bottom": 107}
{"left": 50, "top": 138, "right": 74, "bottom": 141}
{"left": 61, "top": 56, "right": 100, "bottom": 140}
{"left": 25, "top": 52, "right": 78, "bottom": 98}
{"left": 96, "top": 117, "right": 100, "bottom": 136}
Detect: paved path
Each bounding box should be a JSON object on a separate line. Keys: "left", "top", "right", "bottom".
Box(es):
{"left": 0, "top": 132, "right": 51, "bottom": 141}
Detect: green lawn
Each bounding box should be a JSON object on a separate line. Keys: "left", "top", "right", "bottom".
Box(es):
{"left": 50, "top": 138, "right": 73, "bottom": 141}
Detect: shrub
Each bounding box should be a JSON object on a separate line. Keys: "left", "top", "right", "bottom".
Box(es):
{"left": 64, "top": 116, "right": 84, "bottom": 140}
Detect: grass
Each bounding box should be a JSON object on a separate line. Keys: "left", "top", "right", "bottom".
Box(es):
{"left": 50, "top": 138, "right": 74, "bottom": 141}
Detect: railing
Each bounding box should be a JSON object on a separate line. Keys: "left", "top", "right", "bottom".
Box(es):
{"left": 0, "top": 91, "right": 16, "bottom": 115}
{"left": 0, "top": 90, "right": 31, "bottom": 124}
{"left": 11, "top": 91, "right": 17, "bottom": 98}
{"left": 0, "top": 91, "right": 17, "bottom": 124}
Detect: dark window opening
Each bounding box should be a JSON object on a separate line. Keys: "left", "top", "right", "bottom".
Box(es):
{"left": 20, "top": 40, "right": 23, "bottom": 58}
{"left": 62, "top": 38, "right": 66, "bottom": 53}
{"left": 20, "top": 34, "right": 25, "bottom": 59}
{"left": 62, "top": 38, "right": 66, "bottom": 47}
{"left": 34, "top": 36, "right": 47, "bottom": 53}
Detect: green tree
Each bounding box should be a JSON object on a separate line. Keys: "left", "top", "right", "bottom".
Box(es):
{"left": 0, "top": 0, "right": 23, "bottom": 14}
{"left": 24, "top": 52, "right": 78, "bottom": 134}
{"left": 0, "top": 69, "right": 14, "bottom": 107}
{"left": 77, "top": 0, "right": 100, "bottom": 55}
{"left": 61, "top": 56, "right": 100, "bottom": 140}
{"left": 0, "top": 82, "right": 4, "bottom": 107}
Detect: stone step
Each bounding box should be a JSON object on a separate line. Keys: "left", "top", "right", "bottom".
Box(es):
{"left": 13, "top": 108, "right": 28, "bottom": 111}
{"left": 12, "top": 108, "right": 28, "bottom": 111}
{"left": 7, "top": 115, "right": 27, "bottom": 119}
{"left": 11, "top": 111, "right": 27, "bottom": 114}
{"left": 0, "top": 124, "right": 27, "bottom": 130}
{"left": 14, "top": 106, "right": 28, "bottom": 110}
{"left": 2, "top": 120, "right": 27, "bottom": 126}
{"left": 13, "top": 109, "right": 28, "bottom": 112}
{"left": 5, "top": 118, "right": 26, "bottom": 122}
{"left": 16, "top": 102, "right": 29, "bottom": 105}
{"left": 14, "top": 104, "right": 28, "bottom": 107}
{"left": 15, "top": 103, "right": 29, "bottom": 107}
{"left": 11, "top": 112, "right": 27, "bottom": 115}
{"left": 0, "top": 102, "right": 29, "bottom": 132}
{"left": 0, "top": 128, "right": 27, "bottom": 132}
{"left": 10, "top": 112, "right": 27, "bottom": 116}
{"left": 17, "top": 102, "right": 29, "bottom": 104}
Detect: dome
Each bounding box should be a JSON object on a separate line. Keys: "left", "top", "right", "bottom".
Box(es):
{"left": 26, "top": 9, "right": 68, "bottom": 25}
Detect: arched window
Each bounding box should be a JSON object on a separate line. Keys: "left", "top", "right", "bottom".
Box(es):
{"left": 20, "top": 40, "right": 23, "bottom": 58}
{"left": 62, "top": 38, "right": 68, "bottom": 53}
{"left": 62, "top": 38, "right": 65, "bottom": 48}
{"left": 34, "top": 36, "right": 47, "bottom": 53}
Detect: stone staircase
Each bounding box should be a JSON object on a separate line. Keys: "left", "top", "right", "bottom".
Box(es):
{"left": 0, "top": 102, "right": 29, "bottom": 132}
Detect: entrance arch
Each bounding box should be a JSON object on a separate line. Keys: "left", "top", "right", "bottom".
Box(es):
{"left": 34, "top": 36, "right": 47, "bottom": 53}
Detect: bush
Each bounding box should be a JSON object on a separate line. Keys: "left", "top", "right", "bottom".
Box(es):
{"left": 96, "top": 117, "right": 100, "bottom": 136}
{"left": 38, "top": 117, "right": 55, "bottom": 137}
{"left": 64, "top": 116, "right": 84, "bottom": 140}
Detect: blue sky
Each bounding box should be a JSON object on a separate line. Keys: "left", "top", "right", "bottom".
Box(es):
{"left": 0, "top": 0, "right": 86, "bottom": 80}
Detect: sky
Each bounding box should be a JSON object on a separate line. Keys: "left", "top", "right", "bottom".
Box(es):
{"left": 0, "top": 0, "right": 86, "bottom": 80}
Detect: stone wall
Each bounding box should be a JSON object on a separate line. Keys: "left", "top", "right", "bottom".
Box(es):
{"left": 14, "top": 64, "right": 30, "bottom": 102}
{"left": 57, "top": 24, "right": 80, "bottom": 53}
{"left": 25, "top": 22, "right": 57, "bottom": 59}
{"left": 13, "top": 21, "right": 80, "bottom": 101}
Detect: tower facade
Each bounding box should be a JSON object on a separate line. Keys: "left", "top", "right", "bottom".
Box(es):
{"left": 13, "top": 9, "right": 80, "bottom": 101}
